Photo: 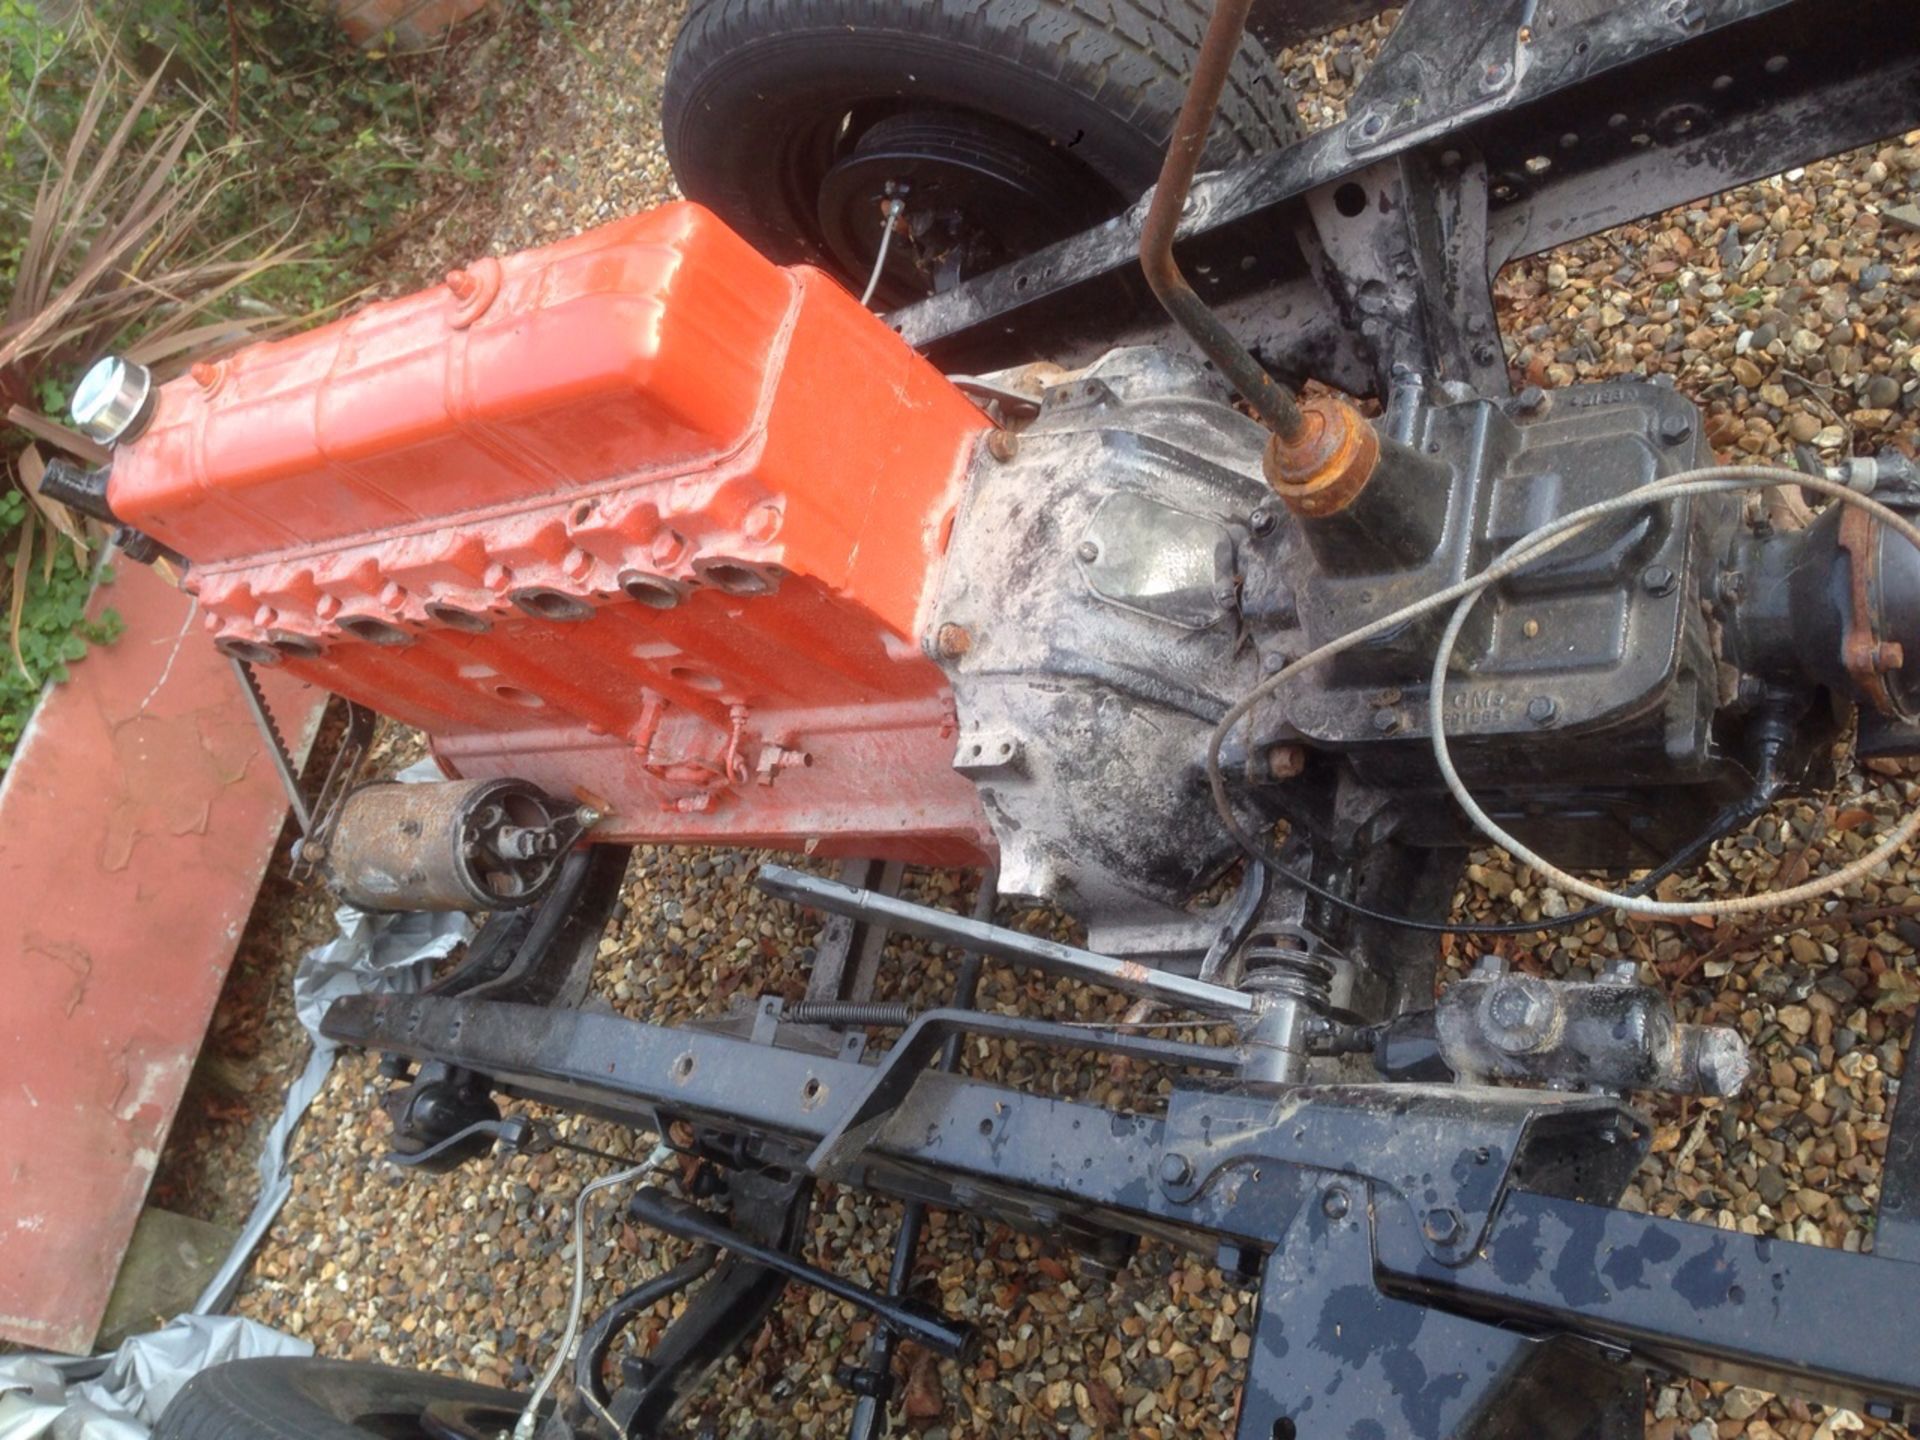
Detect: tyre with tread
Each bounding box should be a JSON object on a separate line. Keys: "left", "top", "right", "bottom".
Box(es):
{"left": 153, "top": 1357, "right": 524, "bottom": 1440}
{"left": 663, "top": 0, "right": 1302, "bottom": 296}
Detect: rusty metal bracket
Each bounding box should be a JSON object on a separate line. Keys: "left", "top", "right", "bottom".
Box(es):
{"left": 1837, "top": 505, "right": 1907, "bottom": 718}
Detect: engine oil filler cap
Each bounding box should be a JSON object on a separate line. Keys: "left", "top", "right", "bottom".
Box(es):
{"left": 71, "top": 355, "right": 155, "bottom": 446}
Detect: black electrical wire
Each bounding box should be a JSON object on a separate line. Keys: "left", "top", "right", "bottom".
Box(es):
{"left": 1211, "top": 769, "right": 1781, "bottom": 939}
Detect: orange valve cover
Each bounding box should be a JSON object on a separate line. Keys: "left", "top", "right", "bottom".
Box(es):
{"left": 109, "top": 204, "right": 996, "bottom": 862}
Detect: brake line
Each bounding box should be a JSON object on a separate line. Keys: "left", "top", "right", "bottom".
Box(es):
{"left": 859, "top": 196, "right": 906, "bottom": 309}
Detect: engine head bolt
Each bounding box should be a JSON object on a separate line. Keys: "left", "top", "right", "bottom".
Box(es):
{"left": 1526, "top": 695, "right": 1558, "bottom": 726}
{"left": 562, "top": 547, "right": 593, "bottom": 580}
{"left": 379, "top": 580, "right": 407, "bottom": 612}
{"left": 743, "top": 502, "right": 784, "bottom": 544}
{"left": 934, "top": 623, "right": 972, "bottom": 659}
{"left": 1076, "top": 540, "right": 1100, "bottom": 563}
{"left": 1249, "top": 508, "right": 1277, "bottom": 537}
{"left": 651, "top": 530, "right": 687, "bottom": 566}
{"left": 1510, "top": 385, "right": 1548, "bottom": 416}
{"left": 445, "top": 268, "right": 479, "bottom": 302}
{"left": 1659, "top": 413, "right": 1694, "bottom": 445}
{"left": 1640, "top": 563, "right": 1678, "bottom": 596}
{"left": 987, "top": 429, "right": 1020, "bottom": 463}
{"left": 1158, "top": 1152, "right": 1193, "bottom": 1188}
{"left": 190, "top": 359, "right": 223, "bottom": 394}
{"left": 1371, "top": 707, "right": 1400, "bottom": 735}
{"left": 1321, "top": 1187, "right": 1350, "bottom": 1220}
{"left": 1422, "top": 1207, "right": 1464, "bottom": 1245}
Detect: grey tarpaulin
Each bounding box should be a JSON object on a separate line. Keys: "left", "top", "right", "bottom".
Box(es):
{"left": 0, "top": 1316, "right": 307, "bottom": 1439}
{"left": 194, "top": 758, "right": 475, "bottom": 1313}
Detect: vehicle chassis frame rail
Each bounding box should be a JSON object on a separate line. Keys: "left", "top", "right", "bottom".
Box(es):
{"left": 325, "top": 972, "right": 1920, "bottom": 1439}
{"left": 902, "top": 0, "right": 1920, "bottom": 407}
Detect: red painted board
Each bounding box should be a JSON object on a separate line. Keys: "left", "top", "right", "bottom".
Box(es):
{"left": 0, "top": 562, "right": 324, "bottom": 1354}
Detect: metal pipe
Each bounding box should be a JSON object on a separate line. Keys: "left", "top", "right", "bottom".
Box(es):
{"left": 1139, "top": 0, "right": 1307, "bottom": 441}
{"left": 757, "top": 864, "right": 1258, "bottom": 1018}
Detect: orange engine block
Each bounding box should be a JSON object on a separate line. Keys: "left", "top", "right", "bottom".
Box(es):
{"left": 108, "top": 204, "right": 996, "bottom": 864}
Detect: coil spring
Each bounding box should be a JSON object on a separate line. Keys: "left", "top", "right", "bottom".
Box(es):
{"left": 784, "top": 1000, "right": 916, "bottom": 1027}
{"left": 1236, "top": 930, "right": 1337, "bottom": 1014}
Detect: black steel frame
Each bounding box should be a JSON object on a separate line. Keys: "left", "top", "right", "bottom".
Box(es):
{"left": 327, "top": 856, "right": 1920, "bottom": 1440}
{"left": 326, "top": 2, "right": 1920, "bottom": 1436}
{"left": 906, "top": 0, "right": 1920, "bottom": 406}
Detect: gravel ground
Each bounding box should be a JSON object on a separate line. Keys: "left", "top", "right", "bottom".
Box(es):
{"left": 152, "top": 4, "right": 1920, "bottom": 1437}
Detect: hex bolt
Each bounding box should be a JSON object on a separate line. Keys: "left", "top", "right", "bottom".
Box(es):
{"left": 1371, "top": 707, "right": 1401, "bottom": 736}
{"left": 1510, "top": 385, "right": 1548, "bottom": 416}
{"left": 1267, "top": 744, "right": 1307, "bottom": 781}
{"left": 1076, "top": 540, "right": 1101, "bottom": 564}
{"left": 1481, "top": 60, "right": 1512, "bottom": 93}
{"left": 1659, "top": 413, "right": 1693, "bottom": 445}
{"left": 1689, "top": 1028, "right": 1753, "bottom": 1098}
{"left": 1422, "top": 1208, "right": 1464, "bottom": 1245}
{"left": 1487, "top": 985, "right": 1539, "bottom": 1030}
{"left": 1158, "top": 1152, "right": 1194, "bottom": 1188}
{"left": 1526, "top": 695, "right": 1558, "bottom": 726}
{"left": 1640, "top": 563, "right": 1679, "bottom": 596}
{"left": 1321, "top": 1187, "right": 1351, "bottom": 1220}
{"left": 987, "top": 429, "right": 1020, "bottom": 463}
{"left": 934, "top": 623, "right": 972, "bottom": 660}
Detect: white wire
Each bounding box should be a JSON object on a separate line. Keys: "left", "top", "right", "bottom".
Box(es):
{"left": 1425, "top": 465, "right": 1920, "bottom": 918}
{"left": 513, "top": 1142, "right": 672, "bottom": 1440}
{"left": 859, "top": 198, "right": 905, "bottom": 309}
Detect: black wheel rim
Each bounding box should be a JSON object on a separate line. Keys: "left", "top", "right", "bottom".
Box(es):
{"left": 803, "top": 105, "right": 1119, "bottom": 306}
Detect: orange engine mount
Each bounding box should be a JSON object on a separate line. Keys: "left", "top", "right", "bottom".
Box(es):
{"left": 107, "top": 203, "right": 996, "bottom": 864}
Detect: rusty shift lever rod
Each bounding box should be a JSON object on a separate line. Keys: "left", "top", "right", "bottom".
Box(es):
{"left": 1141, "top": 0, "right": 1396, "bottom": 516}
{"left": 1140, "top": 0, "right": 1307, "bottom": 442}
